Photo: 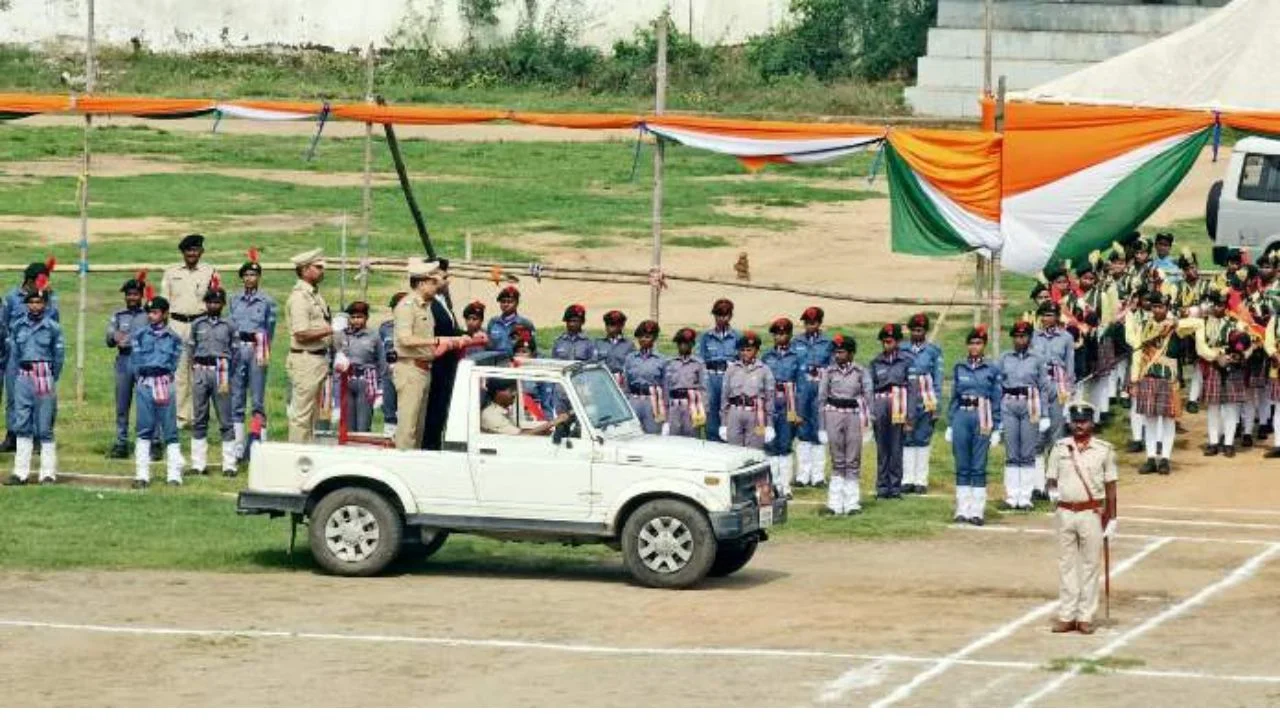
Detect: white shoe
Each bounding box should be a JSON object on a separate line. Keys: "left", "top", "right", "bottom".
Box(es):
{"left": 383, "top": 423, "right": 397, "bottom": 440}
{"left": 38, "top": 441, "right": 57, "bottom": 483}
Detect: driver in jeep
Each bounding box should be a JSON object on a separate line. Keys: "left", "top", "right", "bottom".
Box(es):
{"left": 481, "top": 378, "right": 569, "bottom": 436}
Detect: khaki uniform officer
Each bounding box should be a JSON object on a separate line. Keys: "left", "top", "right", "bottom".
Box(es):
{"left": 393, "top": 258, "right": 442, "bottom": 450}
{"left": 161, "top": 234, "right": 215, "bottom": 427}
{"left": 1045, "top": 401, "right": 1118, "bottom": 635}
{"left": 285, "top": 248, "right": 332, "bottom": 443}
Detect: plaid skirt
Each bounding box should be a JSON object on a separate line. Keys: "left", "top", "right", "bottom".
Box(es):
{"left": 1201, "top": 361, "right": 1247, "bottom": 405}
{"left": 1097, "top": 337, "right": 1121, "bottom": 374}
{"left": 1135, "top": 375, "right": 1179, "bottom": 418}
{"left": 1271, "top": 376, "right": 1280, "bottom": 402}
{"left": 1247, "top": 355, "right": 1270, "bottom": 389}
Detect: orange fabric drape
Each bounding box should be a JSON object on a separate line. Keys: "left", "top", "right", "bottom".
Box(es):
{"left": 887, "top": 128, "right": 1003, "bottom": 221}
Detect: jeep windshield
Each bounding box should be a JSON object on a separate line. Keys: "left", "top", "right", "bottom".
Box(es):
{"left": 569, "top": 366, "right": 636, "bottom": 431}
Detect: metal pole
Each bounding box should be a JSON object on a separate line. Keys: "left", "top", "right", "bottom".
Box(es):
{"left": 991, "top": 75, "right": 1007, "bottom": 355}
{"left": 339, "top": 213, "right": 348, "bottom": 309}
{"left": 650, "top": 9, "right": 669, "bottom": 323}
{"left": 360, "top": 42, "right": 375, "bottom": 301}
{"left": 74, "top": 0, "right": 95, "bottom": 403}
{"left": 982, "top": 0, "right": 993, "bottom": 97}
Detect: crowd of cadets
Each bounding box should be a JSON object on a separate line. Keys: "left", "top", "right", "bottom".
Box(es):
{"left": 4, "top": 231, "right": 1279, "bottom": 516}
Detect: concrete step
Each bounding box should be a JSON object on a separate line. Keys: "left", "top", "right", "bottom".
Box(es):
{"left": 926, "top": 26, "right": 1158, "bottom": 62}
{"left": 903, "top": 86, "right": 985, "bottom": 119}
{"left": 915, "top": 55, "right": 1092, "bottom": 91}
{"left": 937, "top": 0, "right": 1222, "bottom": 34}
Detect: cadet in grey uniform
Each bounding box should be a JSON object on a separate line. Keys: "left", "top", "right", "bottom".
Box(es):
{"left": 816, "top": 334, "right": 873, "bottom": 516}
{"left": 336, "top": 301, "right": 387, "bottom": 433}
{"left": 595, "top": 310, "right": 634, "bottom": 384}
{"left": 719, "top": 331, "right": 777, "bottom": 449}
{"left": 622, "top": 320, "right": 667, "bottom": 434}
{"left": 553, "top": 304, "right": 597, "bottom": 362}
{"left": 663, "top": 327, "right": 708, "bottom": 438}
{"left": 996, "top": 320, "right": 1054, "bottom": 510}
{"left": 188, "top": 280, "right": 237, "bottom": 476}
{"left": 106, "top": 273, "right": 150, "bottom": 458}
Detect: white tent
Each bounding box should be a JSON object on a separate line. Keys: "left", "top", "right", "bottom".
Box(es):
{"left": 1012, "top": 0, "right": 1280, "bottom": 112}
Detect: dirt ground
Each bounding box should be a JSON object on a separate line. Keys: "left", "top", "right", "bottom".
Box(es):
{"left": 2, "top": 408, "right": 1279, "bottom": 707}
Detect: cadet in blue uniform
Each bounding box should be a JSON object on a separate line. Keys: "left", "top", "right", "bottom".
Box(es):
{"left": 486, "top": 285, "right": 535, "bottom": 357}
{"left": 996, "top": 321, "right": 1054, "bottom": 510}
{"left": 1032, "top": 301, "right": 1076, "bottom": 501}
{"left": 792, "top": 306, "right": 833, "bottom": 487}
{"left": 379, "top": 292, "right": 407, "bottom": 438}
{"left": 188, "top": 280, "right": 237, "bottom": 477}
{"left": 335, "top": 301, "right": 387, "bottom": 433}
{"left": 594, "top": 310, "right": 634, "bottom": 384}
{"left": 553, "top": 304, "right": 596, "bottom": 362}
{"left": 663, "top": 328, "right": 707, "bottom": 438}
{"left": 762, "top": 318, "right": 802, "bottom": 497}
{"left": 228, "top": 249, "right": 277, "bottom": 459}
{"left": 904, "top": 313, "right": 944, "bottom": 495}
{"left": 698, "top": 298, "right": 740, "bottom": 443}
{"left": 5, "top": 282, "right": 64, "bottom": 485}
{"left": 130, "top": 296, "right": 185, "bottom": 488}
{"left": 2, "top": 258, "right": 61, "bottom": 453}
{"left": 945, "top": 326, "right": 1002, "bottom": 525}
{"left": 870, "top": 324, "right": 916, "bottom": 499}
{"left": 106, "top": 273, "right": 149, "bottom": 458}
{"left": 624, "top": 320, "right": 668, "bottom": 434}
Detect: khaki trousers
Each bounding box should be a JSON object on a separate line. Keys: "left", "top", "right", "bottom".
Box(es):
{"left": 392, "top": 362, "right": 431, "bottom": 450}
{"left": 286, "top": 353, "right": 328, "bottom": 443}
{"left": 170, "top": 319, "right": 194, "bottom": 426}
{"left": 1056, "top": 507, "right": 1104, "bottom": 624}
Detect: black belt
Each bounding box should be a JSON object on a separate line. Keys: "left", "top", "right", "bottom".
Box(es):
{"left": 705, "top": 361, "right": 728, "bottom": 372}
{"left": 726, "top": 396, "right": 756, "bottom": 407}
{"left": 116, "top": 348, "right": 133, "bottom": 356}
{"left": 957, "top": 397, "right": 981, "bottom": 409}
{"left": 238, "top": 332, "right": 259, "bottom": 342}
{"left": 668, "top": 388, "right": 690, "bottom": 399}
{"left": 385, "top": 352, "right": 398, "bottom": 363}
{"left": 290, "top": 349, "right": 328, "bottom": 356}
{"left": 628, "top": 384, "right": 655, "bottom": 395}
{"left": 1003, "top": 387, "right": 1030, "bottom": 397}
{"left": 350, "top": 364, "right": 377, "bottom": 374}
{"left": 192, "top": 356, "right": 221, "bottom": 366}
{"left": 826, "top": 397, "right": 860, "bottom": 410}
{"left": 170, "top": 312, "right": 203, "bottom": 323}
{"left": 17, "top": 361, "right": 42, "bottom": 371}
{"left": 137, "top": 367, "right": 169, "bottom": 378}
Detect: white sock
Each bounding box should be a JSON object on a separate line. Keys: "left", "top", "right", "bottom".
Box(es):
{"left": 222, "top": 442, "right": 238, "bottom": 474}
{"left": 1131, "top": 411, "right": 1145, "bottom": 442}
{"left": 827, "top": 475, "right": 844, "bottom": 514}
{"left": 778, "top": 455, "right": 794, "bottom": 496}
{"left": 796, "top": 442, "right": 812, "bottom": 487}
{"left": 1208, "top": 405, "right": 1222, "bottom": 444}
{"left": 12, "top": 437, "right": 33, "bottom": 480}
{"left": 1033, "top": 456, "right": 1046, "bottom": 493}
{"left": 166, "top": 443, "right": 185, "bottom": 484}
{"left": 844, "top": 473, "right": 861, "bottom": 510}
{"left": 812, "top": 442, "right": 828, "bottom": 485}
{"left": 1160, "top": 417, "right": 1175, "bottom": 459}
{"left": 191, "top": 437, "right": 208, "bottom": 471}
{"left": 1274, "top": 405, "right": 1280, "bottom": 448}
{"left": 233, "top": 422, "right": 245, "bottom": 459}
{"left": 1189, "top": 365, "right": 1204, "bottom": 403}
{"left": 1223, "top": 405, "right": 1241, "bottom": 445}
{"left": 1003, "top": 466, "right": 1017, "bottom": 505}
{"left": 972, "top": 487, "right": 987, "bottom": 520}
{"left": 39, "top": 441, "right": 56, "bottom": 480}
{"left": 1143, "top": 416, "right": 1160, "bottom": 458}
{"left": 135, "top": 439, "right": 151, "bottom": 482}
{"left": 955, "top": 485, "right": 967, "bottom": 518}
{"left": 918, "top": 446, "right": 932, "bottom": 488}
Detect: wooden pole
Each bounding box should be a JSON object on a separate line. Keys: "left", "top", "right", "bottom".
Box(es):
{"left": 360, "top": 42, "right": 375, "bottom": 300}
{"left": 991, "top": 75, "right": 1007, "bottom": 355}
{"left": 377, "top": 96, "right": 435, "bottom": 259}
{"left": 982, "top": 0, "right": 993, "bottom": 97}
{"left": 650, "top": 9, "right": 669, "bottom": 323}
{"left": 74, "top": 0, "right": 95, "bottom": 403}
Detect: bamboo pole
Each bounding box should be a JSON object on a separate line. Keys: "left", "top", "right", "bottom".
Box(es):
{"left": 649, "top": 9, "right": 669, "bottom": 323}
{"left": 360, "top": 42, "right": 375, "bottom": 301}
{"left": 377, "top": 96, "right": 435, "bottom": 259}
{"left": 74, "top": 0, "right": 95, "bottom": 403}
{"left": 991, "top": 75, "right": 1007, "bottom": 355}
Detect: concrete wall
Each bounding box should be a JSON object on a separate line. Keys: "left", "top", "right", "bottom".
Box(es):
{"left": 0, "top": 0, "right": 789, "bottom": 52}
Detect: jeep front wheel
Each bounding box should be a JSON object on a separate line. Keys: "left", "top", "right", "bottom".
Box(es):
{"left": 620, "top": 499, "right": 716, "bottom": 589}
{"left": 309, "top": 487, "right": 404, "bottom": 576}
{"left": 709, "top": 536, "right": 758, "bottom": 577}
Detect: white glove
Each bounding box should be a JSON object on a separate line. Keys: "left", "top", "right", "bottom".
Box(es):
{"left": 718, "top": 426, "right": 728, "bottom": 442}
{"left": 764, "top": 427, "right": 777, "bottom": 443}
{"left": 661, "top": 423, "right": 670, "bottom": 436}
{"left": 1103, "top": 519, "right": 1117, "bottom": 539}
{"left": 1038, "top": 416, "right": 1051, "bottom": 432}
{"left": 331, "top": 313, "right": 349, "bottom": 335}
{"left": 332, "top": 351, "right": 351, "bottom": 374}
{"left": 818, "top": 430, "right": 830, "bottom": 445}
{"left": 944, "top": 427, "right": 954, "bottom": 444}
{"left": 989, "top": 430, "right": 1001, "bottom": 447}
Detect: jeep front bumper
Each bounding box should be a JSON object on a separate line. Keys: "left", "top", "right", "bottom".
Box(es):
{"left": 709, "top": 498, "right": 787, "bottom": 540}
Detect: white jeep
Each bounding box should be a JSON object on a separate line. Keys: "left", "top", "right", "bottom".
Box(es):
{"left": 237, "top": 358, "right": 786, "bottom": 588}
{"left": 1207, "top": 136, "right": 1280, "bottom": 264}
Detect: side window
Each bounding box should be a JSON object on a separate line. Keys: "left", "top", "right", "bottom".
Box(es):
{"left": 1239, "top": 154, "right": 1280, "bottom": 203}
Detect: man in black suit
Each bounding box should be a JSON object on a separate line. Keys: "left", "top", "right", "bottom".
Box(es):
{"left": 422, "top": 259, "right": 465, "bottom": 450}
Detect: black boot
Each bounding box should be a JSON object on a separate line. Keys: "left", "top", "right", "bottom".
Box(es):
{"left": 108, "top": 442, "right": 130, "bottom": 459}
{"left": 1265, "top": 447, "right": 1280, "bottom": 459}
{"left": 0, "top": 432, "right": 15, "bottom": 453}
{"left": 1157, "top": 459, "right": 1171, "bottom": 475}
{"left": 1126, "top": 440, "right": 1144, "bottom": 454}
{"left": 1203, "top": 443, "right": 1221, "bottom": 457}
{"left": 1242, "top": 434, "right": 1254, "bottom": 448}
{"left": 1186, "top": 401, "right": 1200, "bottom": 414}
{"left": 1224, "top": 444, "right": 1237, "bottom": 458}
{"left": 1138, "top": 458, "right": 1159, "bottom": 474}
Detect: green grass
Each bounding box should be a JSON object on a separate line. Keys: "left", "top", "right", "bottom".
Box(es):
{"left": 1044, "top": 656, "right": 1147, "bottom": 675}
{"left": 667, "top": 235, "right": 731, "bottom": 248}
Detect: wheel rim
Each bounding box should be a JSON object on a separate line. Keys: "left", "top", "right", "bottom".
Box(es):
{"left": 636, "top": 516, "right": 694, "bottom": 574}
{"left": 323, "top": 505, "right": 381, "bottom": 563}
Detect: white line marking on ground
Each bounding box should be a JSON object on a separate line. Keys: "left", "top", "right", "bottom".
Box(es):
{"left": 1129, "top": 504, "right": 1280, "bottom": 518}
{"left": 1014, "top": 542, "right": 1280, "bottom": 708}
{"left": 960, "top": 671, "right": 1021, "bottom": 707}
{"left": 863, "top": 537, "right": 1173, "bottom": 708}
{"left": 1124, "top": 516, "right": 1280, "bottom": 531}
{"left": 816, "top": 660, "right": 889, "bottom": 704}
{"left": 950, "top": 524, "right": 1279, "bottom": 547}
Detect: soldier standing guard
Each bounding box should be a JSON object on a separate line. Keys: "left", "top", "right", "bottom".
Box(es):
{"left": 379, "top": 292, "right": 407, "bottom": 437}
{"left": 553, "top": 304, "right": 597, "bottom": 362}
{"left": 161, "top": 234, "right": 215, "bottom": 428}
{"left": 229, "top": 248, "right": 277, "bottom": 460}
{"left": 1130, "top": 292, "right": 1180, "bottom": 475}
{"left": 2, "top": 258, "right": 61, "bottom": 453}
{"left": 870, "top": 324, "right": 916, "bottom": 500}
{"left": 285, "top": 249, "right": 333, "bottom": 444}
{"left": 4, "top": 280, "right": 64, "bottom": 485}
{"left": 698, "top": 299, "right": 740, "bottom": 443}
{"left": 792, "top": 306, "right": 833, "bottom": 487}
{"left": 334, "top": 302, "right": 386, "bottom": 433}
{"left": 595, "top": 310, "right": 634, "bottom": 385}
{"left": 996, "top": 321, "right": 1053, "bottom": 511}
{"left": 130, "top": 295, "right": 185, "bottom": 488}
{"left": 623, "top": 320, "right": 667, "bottom": 434}
{"left": 663, "top": 328, "right": 707, "bottom": 439}
{"left": 719, "top": 331, "right": 776, "bottom": 449}
{"left": 945, "top": 326, "right": 1002, "bottom": 526}
{"left": 188, "top": 278, "right": 237, "bottom": 476}
{"left": 1046, "top": 401, "right": 1118, "bottom": 635}
{"left": 762, "top": 318, "right": 801, "bottom": 497}
{"left": 816, "top": 334, "right": 873, "bottom": 516}
{"left": 486, "top": 286, "right": 535, "bottom": 358}
{"left": 904, "top": 313, "right": 944, "bottom": 495}
{"left": 1032, "top": 302, "right": 1075, "bottom": 501}
{"left": 106, "top": 272, "right": 149, "bottom": 459}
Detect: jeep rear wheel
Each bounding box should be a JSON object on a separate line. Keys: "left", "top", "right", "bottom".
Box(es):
{"left": 620, "top": 499, "right": 716, "bottom": 589}
{"left": 709, "top": 536, "right": 758, "bottom": 577}
{"left": 309, "top": 487, "right": 403, "bottom": 576}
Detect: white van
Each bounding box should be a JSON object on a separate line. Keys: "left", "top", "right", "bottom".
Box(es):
{"left": 1207, "top": 136, "right": 1280, "bottom": 264}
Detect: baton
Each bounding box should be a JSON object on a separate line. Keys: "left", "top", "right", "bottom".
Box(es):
{"left": 1104, "top": 535, "right": 1112, "bottom": 625}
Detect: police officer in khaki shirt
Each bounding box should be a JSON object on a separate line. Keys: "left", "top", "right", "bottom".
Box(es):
{"left": 285, "top": 248, "right": 333, "bottom": 443}
{"left": 1045, "top": 401, "right": 1118, "bottom": 635}
{"left": 161, "top": 234, "right": 216, "bottom": 427}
